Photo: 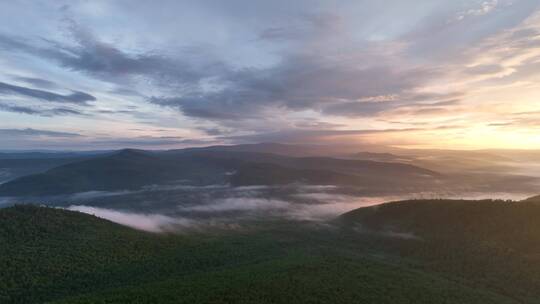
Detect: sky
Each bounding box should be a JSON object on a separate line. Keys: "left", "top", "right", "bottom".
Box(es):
{"left": 0, "top": 0, "right": 540, "bottom": 150}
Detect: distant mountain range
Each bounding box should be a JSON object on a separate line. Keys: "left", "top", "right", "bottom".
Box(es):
{"left": 0, "top": 145, "right": 439, "bottom": 197}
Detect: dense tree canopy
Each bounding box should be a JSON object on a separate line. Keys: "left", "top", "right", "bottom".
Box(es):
{"left": 2, "top": 201, "right": 540, "bottom": 303}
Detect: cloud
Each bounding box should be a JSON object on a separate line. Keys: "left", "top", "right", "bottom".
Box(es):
{"left": 177, "top": 189, "right": 394, "bottom": 221}
{"left": 182, "top": 198, "right": 291, "bottom": 212}
{"left": 403, "top": 0, "right": 538, "bottom": 63}
{"left": 257, "top": 12, "right": 342, "bottom": 41}
{"left": 322, "top": 92, "right": 462, "bottom": 117}
{"left": 12, "top": 76, "right": 58, "bottom": 89}
{"left": 456, "top": 0, "right": 500, "bottom": 21}
{"left": 150, "top": 56, "right": 440, "bottom": 121}
{"left": 222, "top": 127, "right": 431, "bottom": 144}
{"left": 82, "top": 136, "right": 218, "bottom": 148}
{"left": 464, "top": 64, "right": 505, "bottom": 75}
{"left": 168, "top": 185, "right": 394, "bottom": 221}
{"left": 60, "top": 184, "right": 531, "bottom": 233}
{"left": 39, "top": 177, "right": 538, "bottom": 232}
{"left": 258, "top": 27, "right": 304, "bottom": 41}
{"left": 42, "top": 184, "right": 396, "bottom": 229}
{"left": 89, "top": 136, "right": 186, "bottom": 147}
{"left": 0, "top": 1, "right": 539, "bottom": 149}
{"left": 460, "top": 10, "right": 540, "bottom": 83}
{"left": 1, "top": 13, "right": 447, "bottom": 124}
{"left": 0, "top": 128, "right": 81, "bottom": 138}
{"left": 486, "top": 110, "right": 540, "bottom": 130}
{"left": 67, "top": 205, "right": 195, "bottom": 232}
{"left": 0, "top": 19, "right": 226, "bottom": 89}
{"left": 0, "top": 130, "right": 216, "bottom": 150}
{"left": 0, "top": 102, "right": 84, "bottom": 116}
{"left": 0, "top": 81, "right": 95, "bottom": 104}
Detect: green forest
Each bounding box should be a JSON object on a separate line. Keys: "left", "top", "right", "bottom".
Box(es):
{"left": 3, "top": 200, "right": 540, "bottom": 303}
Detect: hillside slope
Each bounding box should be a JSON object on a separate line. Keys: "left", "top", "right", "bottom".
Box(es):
{"left": 0, "top": 205, "right": 520, "bottom": 304}
{"left": 339, "top": 199, "right": 540, "bottom": 301}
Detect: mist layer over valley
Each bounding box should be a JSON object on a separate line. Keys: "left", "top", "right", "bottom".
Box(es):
{"left": 1, "top": 143, "right": 538, "bottom": 232}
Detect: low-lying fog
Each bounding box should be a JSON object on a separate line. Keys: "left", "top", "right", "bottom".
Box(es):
{"left": 0, "top": 177, "right": 537, "bottom": 231}
{"left": 59, "top": 185, "right": 396, "bottom": 232}
{"left": 10, "top": 184, "right": 528, "bottom": 233}
{"left": 1, "top": 149, "right": 539, "bottom": 233}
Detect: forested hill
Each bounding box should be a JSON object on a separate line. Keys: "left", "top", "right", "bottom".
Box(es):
{"left": 338, "top": 199, "right": 540, "bottom": 301}
{"left": 339, "top": 199, "right": 540, "bottom": 245}
{"left": 0, "top": 204, "right": 522, "bottom": 304}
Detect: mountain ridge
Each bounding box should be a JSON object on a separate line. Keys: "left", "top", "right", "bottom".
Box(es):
{"left": 0, "top": 146, "right": 440, "bottom": 197}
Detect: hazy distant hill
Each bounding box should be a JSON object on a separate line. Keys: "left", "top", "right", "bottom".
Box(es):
{"left": 388, "top": 148, "right": 518, "bottom": 174}
{"left": 0, "top": 151, "right": 109, "bottom": 159}
{"left": 179, "top": 142, "right": 371, "bottom": 157}
{"left": 185, "top": 149, "right": 439, "bottom": 179}
{"left": 0, "top": 152, "right": 106, "bottom": 185}
{"left": 349, "top": 151, "right": 410, "bottom": 162}
{"left": 0, "top": 147, "right": 440, "bottom": 197}
{"left": 0, "top": 204, "right": 522, "bottom": 304}
{"left": 524, "top": 195, "right": 540, "bottom": 202}
{"left": 0, "top": 149, "right": 237, "bottom": 196}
